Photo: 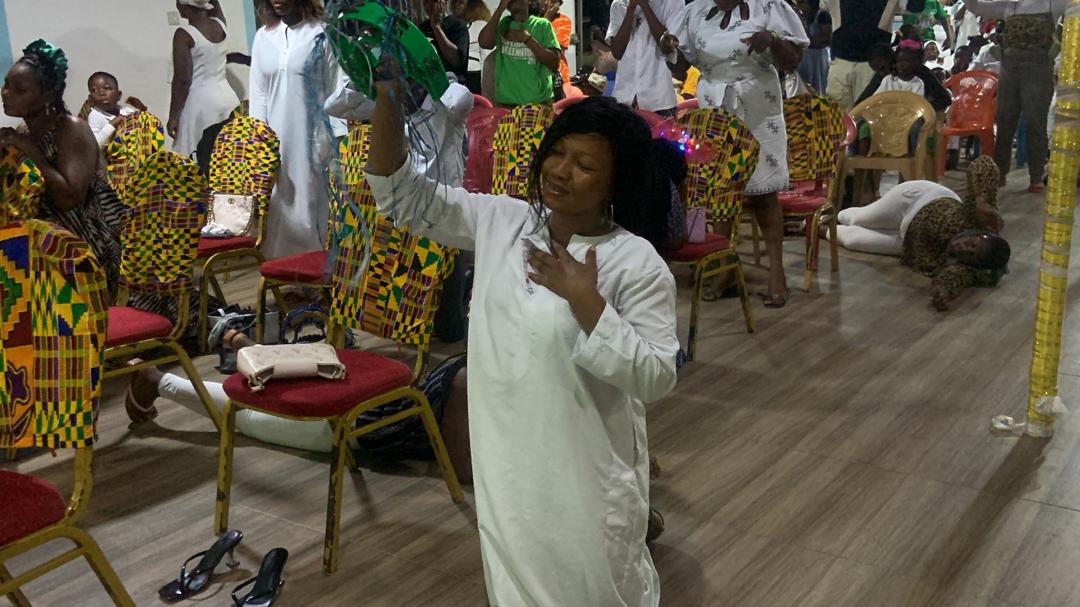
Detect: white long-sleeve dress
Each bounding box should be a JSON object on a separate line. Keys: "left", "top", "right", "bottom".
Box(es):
{"left": 249, "top": 19, "right": 345, "bottom": 258}
{"left": 366, "top": 162, "right": 679, "bottom": 606}
{"left": 173, "top": 17, "right": 240, "bottom": 156}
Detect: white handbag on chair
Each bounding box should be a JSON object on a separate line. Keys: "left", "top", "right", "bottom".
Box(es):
{"left": 204, "top": 193, "right": 255, "bottom": 238}
{"left": 236, "top": 344, "right": 347, "bottom": 392}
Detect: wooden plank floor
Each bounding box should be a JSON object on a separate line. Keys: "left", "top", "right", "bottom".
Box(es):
{"left": 7, "top": 167, "right": 1080, "bottom": 606}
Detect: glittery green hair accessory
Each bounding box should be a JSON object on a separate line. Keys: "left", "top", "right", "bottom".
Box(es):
{"left": 325, "top": 1, "right": 449, "bottom": 101}
{"left": 21, "top": 39, "right": 69, "bottom": 95}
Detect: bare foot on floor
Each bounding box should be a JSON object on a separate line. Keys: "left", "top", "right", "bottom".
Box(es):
{"left": 125, "top": 359, "right": 162, "bottom": 425}
{"left": 223, "top": 329, "right": 255, "bottom": 352}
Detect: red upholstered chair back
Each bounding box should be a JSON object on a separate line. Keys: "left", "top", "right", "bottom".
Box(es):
{"left": 463, "top": 106, "right": 509, "bottom": 194}
{"left": 0, "top": 220, "right": 108, "bottom": 450}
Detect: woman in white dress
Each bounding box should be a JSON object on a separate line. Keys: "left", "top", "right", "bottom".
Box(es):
{"left": 674, "top": 0, "right": 807, "bottom": 306}
{"left": 368, "top": 79, "right": 678, "bottom": 604}
{"left": 168, "top": 0, "right": 241, "bottom": 157}
{"left": 249, "top": 0, "right": 345, "bottom": 258}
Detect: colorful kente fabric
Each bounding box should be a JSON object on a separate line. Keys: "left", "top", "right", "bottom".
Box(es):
{"left": 491, "top": 104, "right": 553, "bottom": 198}
{"left": 329, "top": 124, "right": 456, "bottom": 347}
{"left": 119, "top": 151, "right": 207, "bottom": 295}
{"left": 784, "top": 94, "right": 845, "bottom": 184}
{"left": 677, "top": 108, "right": 759, "bottom": 222}
{"left": 1, "top": 220, "right": 108, "bottom": 449}
{"left": 328, "top": 122, "right": 375, "bottom": 245}
{"left": 206, "top": 115, "right": 280, "bottom": 234}
{"left": 0, "top": 145, "right": 45, "bottom": 225}
{"left": 104, "top": 111, "right": 166, "bottom": 205}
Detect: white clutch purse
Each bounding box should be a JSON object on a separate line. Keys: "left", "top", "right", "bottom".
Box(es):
{"left": 207, "top": 193, "right": 255, "bottom": 237}
{"left": 236, "top": 344, "right": 347, "bottom": 392}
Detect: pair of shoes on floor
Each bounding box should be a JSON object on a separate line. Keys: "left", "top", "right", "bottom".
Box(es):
{"left": 159, "top": 530, "right": 288, "bottom": 606}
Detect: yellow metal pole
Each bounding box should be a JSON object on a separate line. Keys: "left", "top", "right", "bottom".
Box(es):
{"left": 1026, "top": 2, "right": 1080, "bottom": 437}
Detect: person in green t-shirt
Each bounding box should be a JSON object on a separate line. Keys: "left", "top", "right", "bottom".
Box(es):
{"left": 478, "top": 0, "right": 562, "bottom": 106}
{"left": 903, "top": 0, "right": 954, "bottom": 48}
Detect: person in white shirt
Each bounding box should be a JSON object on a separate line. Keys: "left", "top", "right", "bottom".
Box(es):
{"left": 965, "top": 0, "right": 1066, "bottom": 191}
{"left": 606, "top": 0, "right": 683, "bottom": 113}
{"left": 85, "top": 72, "right": 147, "bottom": 149}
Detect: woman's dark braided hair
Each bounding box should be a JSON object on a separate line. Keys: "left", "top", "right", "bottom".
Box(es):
{"left": 18, "top": 39, "right": 70, "bottom": 116}
{"left": 525, "top": 97, "right": 668, "bottom": 249}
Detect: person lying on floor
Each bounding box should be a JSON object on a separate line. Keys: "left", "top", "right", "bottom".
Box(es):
{"left": 831, "top": 156, "right": 1011, "bottom": 311}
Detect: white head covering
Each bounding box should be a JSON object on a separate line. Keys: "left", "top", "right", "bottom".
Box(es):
{"left": 178, "top": 0, "right": 212, "bottom": 9}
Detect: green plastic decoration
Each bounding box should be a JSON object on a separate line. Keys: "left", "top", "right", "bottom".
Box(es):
{"left": 325, "top": 1, "right": 450, "bottom": 101}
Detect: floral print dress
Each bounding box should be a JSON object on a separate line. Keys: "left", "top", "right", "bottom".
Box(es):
{"left": 677, "top": 0, "right": 809, "bottom": 194}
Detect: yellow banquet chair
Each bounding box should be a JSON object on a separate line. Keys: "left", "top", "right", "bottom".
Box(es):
{"left": 215, "top": 158, "right": 463, "bottom": 575}
{"left": 0, "top": 220, "right": 134, "bottom": 606}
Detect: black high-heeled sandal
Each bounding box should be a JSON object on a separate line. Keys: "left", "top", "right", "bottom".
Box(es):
{"left": 158, "top": 530, "right": 243, "bottom": 602}
{"left": 231, "top": 547, "right": 288, "bottom": 607}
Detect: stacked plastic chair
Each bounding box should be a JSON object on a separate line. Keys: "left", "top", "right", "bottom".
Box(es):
{"left": 196, "top": 114, "right": 280, "bottom": 350}
{"left": 0, "top": 220, "right": 135, "bottom": 606}
{"left": 491, "top": 104, "right": 554, "bottom": 197}
{"left": 254, "top": 122, "right": 368, "bottom": 343}
{"left": 103, "top": 151, "right": 221, "bottom": 431}
{"left": 778, "top": 93, "right": 847, "bottom": 291}
{"left": 0, "top": 145, "right": 45, "bottom": 225}
{"left": 839, "top": 91, "right": 938, "bottom": 204}
{"left": 215, "top": 159, "right": 464, "bottom": 574}
{"left": 663, "top": 108, "right": 758, "bottom": 360}
{"left": 103, "top": 111, "right": 165, "bottom": 204}
{"left": 937, "top": 70, "right": 999, "bottom": 176}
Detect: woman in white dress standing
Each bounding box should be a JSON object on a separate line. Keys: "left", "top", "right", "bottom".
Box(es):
{"left": 249, "top": 0, "right": 345, "bottom": 258}
{"left": 674, "top": 0, "right": 807, "bottom": 307}
{"left": 168, "top": 0, "right": 241, "bottom": 157}
{"left": 368, "top": 60, "right": 679, "bottom": 603}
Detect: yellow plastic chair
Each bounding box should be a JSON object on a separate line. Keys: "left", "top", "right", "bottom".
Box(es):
{"left": 838, "top": 91, "right": 938, "bottom": 204}
{"left": 0, "top": 220, "right": 134, "bottom": 606}
{"left": 215, "top": 158, "right": 463, "bottom": 576}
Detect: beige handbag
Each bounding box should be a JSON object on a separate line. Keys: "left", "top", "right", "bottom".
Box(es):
{"left": 207, "top": 193, "right": 256, "bottom": 237}
{"left": 236, "top": 344, "right": 347, "bottom": 392}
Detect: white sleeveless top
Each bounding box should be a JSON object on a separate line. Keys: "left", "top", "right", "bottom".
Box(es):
{"left": 173, "top": 17, "right": 240, "bottom": 156}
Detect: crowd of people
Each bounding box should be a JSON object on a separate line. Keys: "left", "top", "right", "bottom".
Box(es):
{"left": 0, "top": 0, "right": 1055, "bottom": 604}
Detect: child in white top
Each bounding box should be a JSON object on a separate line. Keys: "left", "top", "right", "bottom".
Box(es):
{"left": 85, "top": 71, "right": 147, "bottom": 149}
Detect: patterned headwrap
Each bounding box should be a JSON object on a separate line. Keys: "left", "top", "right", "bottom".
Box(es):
{"left": 19, "top": 39, "right": 69, "bottom": 99}
{"left": 966, "top": 155, "right": 999, "bottom": 208}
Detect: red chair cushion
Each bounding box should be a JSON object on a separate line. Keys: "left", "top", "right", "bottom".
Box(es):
{"left": 663, "top": 232, "right": 732, "bottom": 263}
{"left": 198, "top": 236, "right": 257, "bottom": 258}
{"left": 107, "top": 306, "right": 174, "bottom": 347}
{"left": 778, "top": 192, "right": 829, "bottom": 213}
{"left": 259, "top": 250, "right": 327, "bottom": 284}
{"left": 223, "top": 348, "right": 413, "bottom": 418}
{"left": 0, "top": 471, "right": 67, "bottom": 546}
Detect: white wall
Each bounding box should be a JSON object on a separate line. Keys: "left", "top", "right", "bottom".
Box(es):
{"left": 2, "top": 0, "right": 252, "bottom": 136}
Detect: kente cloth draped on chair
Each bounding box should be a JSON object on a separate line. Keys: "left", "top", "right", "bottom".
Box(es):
{"left": 0, "top": 220, "right": 108, "bottom": 449}
{"left": 0, "top": 145, "right": 45, "bottom": 225}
